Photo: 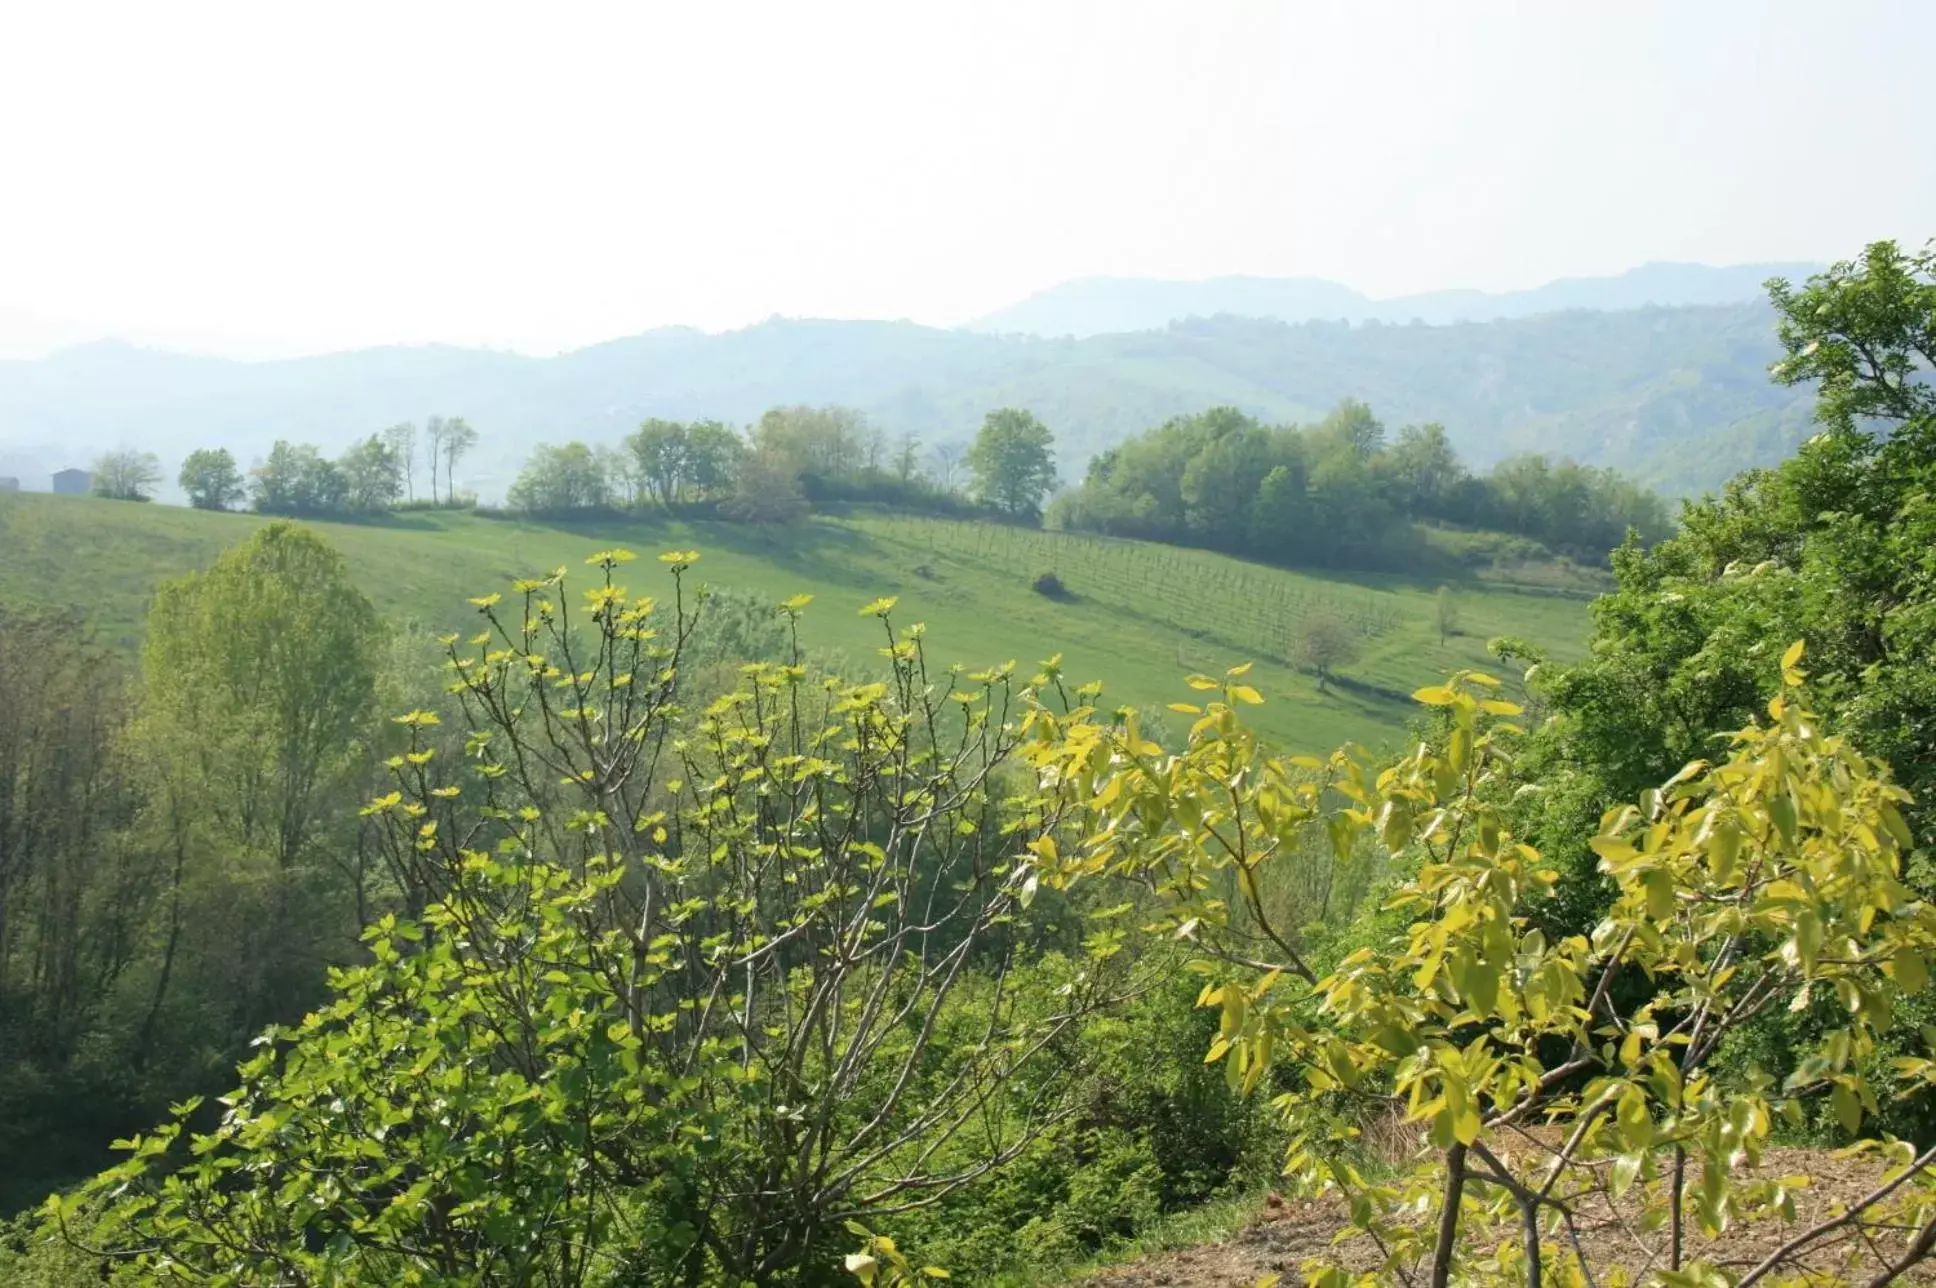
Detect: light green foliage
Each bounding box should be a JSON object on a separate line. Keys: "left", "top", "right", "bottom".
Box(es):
{"left": 50, "top": 552, "right": 1138, "bottom": 1284}
{"left": 1028, "top": 648, "right": 1936, "bottom": 1285}
{"left": 177, "top": 447, "right": 244, "bottom": 511}
{"left": 842, "top": 1225, "right": 951, "bottom": 1285}
{"left": 507, "top": 441, "right": 612, "bottom": 512}
{"left": 90, "top": 449, "right": 161, "bottom": 502}
{"left": 130, "top": 522, "right": 383, "bottom": 1036}
{"left": 0, "top": 493, "right": 1591, "bottom": 753}
{"left": 967, "top": 408, "right": 1058, "bottom": 517}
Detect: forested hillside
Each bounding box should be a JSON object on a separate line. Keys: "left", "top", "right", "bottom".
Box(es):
{"left": 0, "top": 300, "right": 1811, "bottom": 501}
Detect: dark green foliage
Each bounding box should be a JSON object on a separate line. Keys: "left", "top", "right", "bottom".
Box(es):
{"left": 1054, "top": 401, "right": 1670, "bottom": 572}
{"left": 1513, "top": 239, "right": 1936, "bottom": 1136}
{"left": 0, "top": 526, "right": 388, "bottom": 1219}
{"left": 887, "top": 971, "right": 1278, "bottom": 1281}
{"left": 1032, "top": 568, "right": 1069, "bottom": 598}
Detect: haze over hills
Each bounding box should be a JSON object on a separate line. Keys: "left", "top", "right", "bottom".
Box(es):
{"left": 0, "top": 297, "right": 1816, "bottom": 502}
{"left": 967, "top": 261, "right": 1826, "bottom": 338}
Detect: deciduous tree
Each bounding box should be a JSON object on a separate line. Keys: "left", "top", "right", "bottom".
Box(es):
{"left": 967, "top": 408, "right": 1057, "bottom": 517}
{"left": 506, "top": 441, "right": 610, "bottom": 512}
{"left": 177, "top": 447, "right": 245, "bottom": 510}
{"left": 91, "top": 449, "right": 161, "bottom": 501}
{"left": 338, "top": 433, "right": 404, "bottom": 511}
{"left": 439, "top": 417, "right": 478, "bottom": 503}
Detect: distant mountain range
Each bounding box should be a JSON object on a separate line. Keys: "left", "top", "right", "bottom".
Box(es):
{"left": 968, "top": 262, "right": 1824, "bottom": 338}
{"left": 0, "top": 296, "right": 1817, "bottom": 503}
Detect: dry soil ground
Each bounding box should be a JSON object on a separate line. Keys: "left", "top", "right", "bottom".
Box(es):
{"left": 1080, "top": 1147, "right": 1936, "bottom": 1286}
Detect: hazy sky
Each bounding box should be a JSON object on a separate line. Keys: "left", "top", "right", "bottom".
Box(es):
{"left": 2, "top": 0, "right": 1932, "bottom": 358}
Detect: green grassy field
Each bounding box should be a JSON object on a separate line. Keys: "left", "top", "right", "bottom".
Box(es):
{"left": 0, "top": 492, "right": 1592, "bottom": 752}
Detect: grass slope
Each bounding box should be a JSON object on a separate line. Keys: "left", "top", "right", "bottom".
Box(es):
{"left": 0, "top": 493, "right": 1590, "bottom": 752}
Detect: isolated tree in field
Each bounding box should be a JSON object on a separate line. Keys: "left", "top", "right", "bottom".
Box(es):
{"left": 506, "top": 441, "right": 610, "bottom": 512}
{"left": 967, "top": 408, "right": 1057, "bottom": 516}
{"left": 723, "top": 442, "right": 807, "bottom": 523}
{"left": 381, "top": 422, "right": 417, "bottom": 500}
{"left": 439, "top": 416, "right": 478, "bottom": 503}
{"left": 1434, "top": 583, "right": 1460, "bottom": 644}
{"left": 1292, "top": 608, "right": 1358, "bottom": 689}
{"left": 338, "top": 434, "right": 404, "bottom": 511}
{"left": 177, "top": 447, "right": 245, "bottom": 510}
{"left": 91, "top": 449, "right": 161, "bottom": 501}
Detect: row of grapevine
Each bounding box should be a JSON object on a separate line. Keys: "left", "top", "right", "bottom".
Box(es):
{"left": 859, "top": 515, "right": 1407, "bottom": 664}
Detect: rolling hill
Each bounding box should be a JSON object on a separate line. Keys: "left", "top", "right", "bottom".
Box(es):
{"left": 0, "top": 303, "right": 1813, "bottom": 504}
{"left": 0, "top": 491, "right": 1590, "bottom": 754}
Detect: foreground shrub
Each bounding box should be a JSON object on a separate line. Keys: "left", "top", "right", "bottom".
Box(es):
{"left": 1030, "top": 645, "right": 1936, "bottom": 1284}
{"left": 44, "top": 553, "right": 1142, "bottom": 1286}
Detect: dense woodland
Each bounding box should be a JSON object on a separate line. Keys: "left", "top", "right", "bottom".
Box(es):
{"left": 3, "top": 242, "right": 1936, "bottom": 1286}
{"left": 1051, "top": 401, "right": 1671, "bottom": 568}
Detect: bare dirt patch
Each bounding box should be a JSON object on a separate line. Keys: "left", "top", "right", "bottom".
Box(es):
{"left": 1079, "top": 1148, "right": 1936, "bottom": 1286}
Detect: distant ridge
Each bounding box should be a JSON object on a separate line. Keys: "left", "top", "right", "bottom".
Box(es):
{"left": 0, "top": 302, "right": 1814, "bottom": 502}
{"left": 967, "top": 261, "right": 1825, "bottom": 338}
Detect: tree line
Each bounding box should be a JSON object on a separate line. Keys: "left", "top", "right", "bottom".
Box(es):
{"left": 1050, "top": 400, "right": 1674, "bottom": 570}
{"left": 499, "top": 404, "right": 1046, "bottom": 523}
{"left": 83, "top": 392, "right": 1664, "bottom": 579}
{"left": 83, "top": 417, "right": 480, "bottom": 515}
{"left": 506, "top": 399, "right": 1662, "bottom": 575}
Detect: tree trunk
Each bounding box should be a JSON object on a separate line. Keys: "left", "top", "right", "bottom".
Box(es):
{"left": 1430, "top": 1144, "right": 1467, "bottom": 1288}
